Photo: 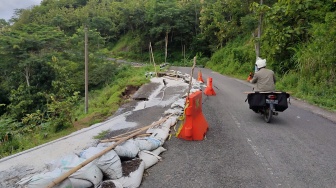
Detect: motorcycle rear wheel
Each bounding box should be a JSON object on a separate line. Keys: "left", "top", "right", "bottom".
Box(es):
{"left": 264, "top": 107, "right": 272, "bottom": 123}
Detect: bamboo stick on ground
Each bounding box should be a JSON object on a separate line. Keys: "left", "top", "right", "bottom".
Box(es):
{"left": 104, "top": 128, "right": 142, "bottom": 140}
{"left": 46, "top": 116, "right": 171, "bottom": 188}
{"left": 102, "top": 117, "right": 165, "bottom": 142}
{"left": 135, "top": 133, "right": 151, "bottom": 138}
{"left": 102, "top": 133, "right": 152, "bottom": 143}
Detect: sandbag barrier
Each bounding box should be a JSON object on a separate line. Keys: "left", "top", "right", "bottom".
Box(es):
{"left": 16, "top": 70, "right": 204, "bottom": 188}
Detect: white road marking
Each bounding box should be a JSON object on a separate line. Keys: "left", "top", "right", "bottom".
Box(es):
{"left": 229, "top": 112, "right": 284, "bottom": 187}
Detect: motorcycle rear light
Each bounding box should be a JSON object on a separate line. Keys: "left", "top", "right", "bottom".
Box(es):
{"left": 268, "top": 95, "right": 277, "bottom": 99}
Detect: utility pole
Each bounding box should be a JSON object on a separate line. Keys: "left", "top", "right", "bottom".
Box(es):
{"left": 84, "top": 26, "right": 89, "bottom": 114}
{"left": 256, "top": 0, "right": 263, "bottom": 59}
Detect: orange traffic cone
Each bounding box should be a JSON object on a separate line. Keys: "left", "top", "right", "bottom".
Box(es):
{"left": 197, "top": 70, "right": 204, "bottom": 83}
{"left": 204, "top": 77, "right": 216, "bottom": 96}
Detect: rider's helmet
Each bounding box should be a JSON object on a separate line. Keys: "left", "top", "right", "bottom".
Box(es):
{"left": 256, "top": 58, "right": 266, "bottom": 69}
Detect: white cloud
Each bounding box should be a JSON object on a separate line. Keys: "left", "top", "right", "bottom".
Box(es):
{"left": 0, "top": 0, "right": 42, "bottom": 21}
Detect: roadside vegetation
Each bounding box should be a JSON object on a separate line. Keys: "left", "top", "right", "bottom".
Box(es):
{"left": 0, "top": 0, "right": 335, "bottom": 158}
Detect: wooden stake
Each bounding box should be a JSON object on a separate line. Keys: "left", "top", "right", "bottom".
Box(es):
{"left": 149, "top": 42, "right": 158, "bottom": 77}
{"left": 46, "top": 116, "right": 171, "bottom": 187}
{"left": 186, "top": 57, "right": 197, "bottom": 100}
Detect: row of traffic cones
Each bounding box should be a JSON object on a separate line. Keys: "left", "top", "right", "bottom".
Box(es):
{"left": 198, "top": 70, "right": 216, "bottom": 96}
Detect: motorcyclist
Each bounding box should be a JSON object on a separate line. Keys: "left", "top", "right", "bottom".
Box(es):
{"left": 250, "top": 58, "right": 276, "bottom": 92}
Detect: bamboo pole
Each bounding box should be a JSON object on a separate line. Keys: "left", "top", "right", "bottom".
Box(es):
{"left": 102, "top": 133, "right": 152, "bottom": 143}
{"left": 101, "top": 114, "right": 167, "bottom": 142}
{"left": 103, "top": 127, "right": 143, "bottom": 141}
{"left": 186, "top": 57, "right": 197, "bottom": 100}
{"left": 46, "top": 116, "right": 171, "bottom": 188}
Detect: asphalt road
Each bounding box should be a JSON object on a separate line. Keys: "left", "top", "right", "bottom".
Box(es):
{"left": 140, "top": 67, "right": 336, "bottom": 188}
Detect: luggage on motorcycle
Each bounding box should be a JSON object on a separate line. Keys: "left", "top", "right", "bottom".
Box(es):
{"left": 274, "top": 92, "right": 290, "bottom": 112}
{"left": 247, "top": 92, "right": 266, "bottom": 110}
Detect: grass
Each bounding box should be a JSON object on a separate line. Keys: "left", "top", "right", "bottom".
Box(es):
{"left": 94, "top": 130, "right": 110, "bottom": 140}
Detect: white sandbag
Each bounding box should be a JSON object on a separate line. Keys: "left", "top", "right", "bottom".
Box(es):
{"left": 148, "top": 128, "right": 169, "bottom": 144}
{"left": 160, "top": 116, "right": 178, "bottom": 130}
{"left": 97, "top": 140, "right": 140, "bottom": 158}
{"left": 134, "top": 137, "right": 161, "bottom": 151}
{"left": 46, "top": 154, "right": 83, "bottom": 171}
{"left": 98, "top": 180, "right": 123, "bottom": 188}
{"left": 79, "top": 147, "right": 123, "bottom": 180}
{"left": 139, "top": 146, "right": 167, "bottom": 169}
{"left": 189, "top": 88, "right": 200, "bottom": 94}
{"left": 48, "top": 154, "right": 103, "bottom": 186}
{"left": 115, "top": 139, "right": 140, "bottom": 158}
{"left": 147, "top": 116, "right": 177, "bottom": 145}
{"left": 182, "top": 88, "right": 199, "bottom": 98}
{"left": 69, "top": 178, "right": 93, "bottom": 187}
{"left": 164, "top": 108, "right": 183, "bottom": 116}
{"left": 192, "top": 82, "right": 202, "bottom": 90}
{"left": 69, "top": 160, "right": 103, "bottom": 186}
{"left": 138, "top": 150, "right": 161, "bottom": 169}
{"left": 171, "top": 98, "right": 185, "bottom": 109}
{"left": 151, "top": 146, "right": 167, "bottom": 156}
{"left": 116, "top": 159, "right": 145, "bottom": 188}
{"left": 147, "top": 125, "right": 169, "bottom": 134}
{"left": 79, "top": 146, "right": 104, "bottom": 159}
{"left": 97, "top": 150, "right": 123, "bottom": 179}
{"left": 17, "top": 168, "right": 72, "bottom": 188}
{"left": 96, "top": 142, "right": 114, "bottom": 148}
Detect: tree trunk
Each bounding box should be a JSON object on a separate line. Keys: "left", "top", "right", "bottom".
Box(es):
{"left": 24, "top": 67, "right": 30, "bottom": 87}
{"left": 165, "top": 31, "right": 168, "bottom": 64}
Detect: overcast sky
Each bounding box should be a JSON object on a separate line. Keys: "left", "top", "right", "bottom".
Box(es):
{"left": 0, "top": 0, "right": 42, "bottom": 21}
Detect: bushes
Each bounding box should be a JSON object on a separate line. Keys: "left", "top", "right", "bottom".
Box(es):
{"left": 206, "top": 36, "right": 255, "bottom": 78}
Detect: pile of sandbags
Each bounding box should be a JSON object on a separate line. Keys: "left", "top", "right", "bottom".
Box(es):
{"left": 17, "top": 72, "right": 193, "bottom": 188}
{"left": 18, "top": 155, "right": 103, "bottom": 188}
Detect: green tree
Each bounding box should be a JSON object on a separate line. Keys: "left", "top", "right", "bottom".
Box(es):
{"left": 0, "top": 24, "right": 67, "bottom": 119}
{"left": 262, "top": 0, "right": 334, "bottom": 73}
{"left": 0, "top": 19, "right": 9, "bottom": 30}
{"left": 199, "top": 0, "right": 252, "bottom": 51}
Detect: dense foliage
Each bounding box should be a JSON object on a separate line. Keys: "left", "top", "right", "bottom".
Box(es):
{"left": 0, "top": 0, "right": 335, "bottom": 157}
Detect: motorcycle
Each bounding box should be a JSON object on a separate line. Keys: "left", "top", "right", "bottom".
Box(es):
{"left": 245, "top": 91, "right": 290, "bottom": 123}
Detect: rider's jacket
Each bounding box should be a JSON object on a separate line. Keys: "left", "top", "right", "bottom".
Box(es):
{"left": 250, "top": 68, "right": 276, "bottom": 92}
